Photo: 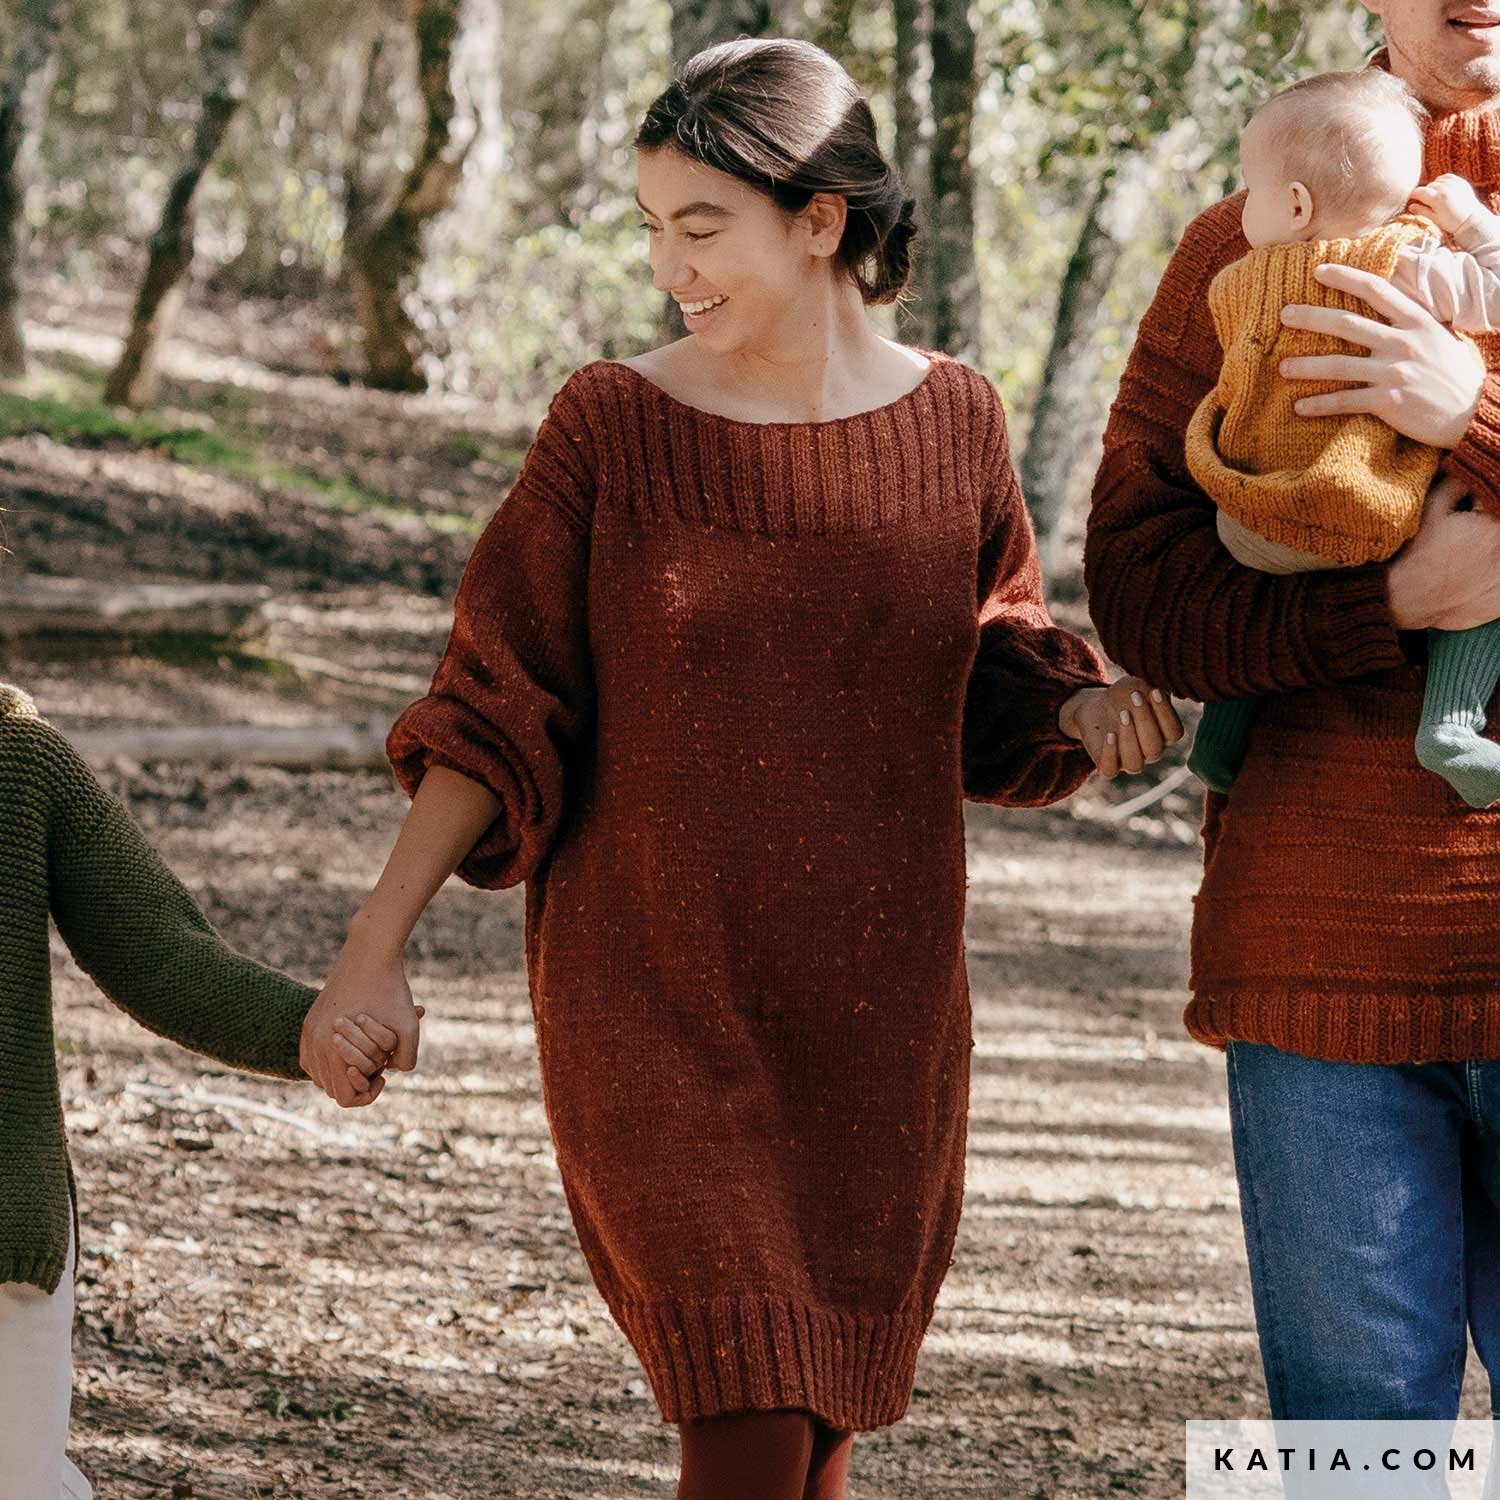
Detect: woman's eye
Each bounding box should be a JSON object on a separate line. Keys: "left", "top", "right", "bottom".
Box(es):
{"left": 684, "top": 231, "right": 716, "bottom": 242}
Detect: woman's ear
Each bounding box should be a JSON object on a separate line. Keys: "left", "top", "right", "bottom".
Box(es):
{"left": 802, "top": 192, "right": 849, "bottom": 258}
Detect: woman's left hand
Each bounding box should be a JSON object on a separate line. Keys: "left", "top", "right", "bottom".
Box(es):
{"left": 1060, "top": 677, "right": 1184, "bottom": 778}
{"left": 1278, "top": 263, "right": 1487, "bottom": 449}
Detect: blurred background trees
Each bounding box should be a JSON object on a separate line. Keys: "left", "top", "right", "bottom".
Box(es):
{"left": 1, "top": 0, "right": 1381, "bottom": 586}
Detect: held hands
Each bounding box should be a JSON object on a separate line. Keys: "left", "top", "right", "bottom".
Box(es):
{"left": 1059, "top": 677, "right": 1184, "bottom": 777}
{"left": 300, "top": 933, "right": 425, "bottom": 1108}
{"left": 1277, "top": 262, "right": 1486, "bottom": 450}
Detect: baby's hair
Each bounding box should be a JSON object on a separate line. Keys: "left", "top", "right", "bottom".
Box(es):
{"left": 1250, "top": 69, "right": 1428, "bottom": 230}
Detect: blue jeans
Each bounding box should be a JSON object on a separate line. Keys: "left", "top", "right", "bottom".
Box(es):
{"left": 1226, "top": 1041, "right": 1500, "bottom": 1421}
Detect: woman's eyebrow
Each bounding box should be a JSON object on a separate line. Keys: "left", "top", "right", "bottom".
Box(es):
{"left": 634, "top": 194, "right": 735, "bottom": 221}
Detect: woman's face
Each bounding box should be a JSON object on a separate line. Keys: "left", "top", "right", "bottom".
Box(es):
{"left": 635, "top": 147, "right": 846, "bottom": 355}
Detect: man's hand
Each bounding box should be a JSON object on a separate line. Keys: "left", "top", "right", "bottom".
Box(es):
{"left": 1060, "top": 677, "right": 1184, "bottom": 778}
{"left": 1278, "top": 262, "right": 1486, "bottom": 449}
{"left": 1388, "top": 468, "right": 1500, "bottom": 632}
{"left": 301, "top": 936, "right": 424, "bottom": 1107}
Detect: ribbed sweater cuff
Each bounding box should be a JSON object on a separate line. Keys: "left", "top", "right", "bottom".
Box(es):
{"left": 1447, "top": 374, "right": 1500, "bottom": 511}
{"left": 0, "top": 1251, "right": 68, "bottom": 1296}
{"left": 614, "top": 1293, "right": 930, "bottom": 1430}
{"left": 1302, "top": 563, "right": 1407, "bottom": 683}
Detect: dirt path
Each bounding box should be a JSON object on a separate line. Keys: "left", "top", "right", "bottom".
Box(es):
{"left": 46, "top": 762, "right": 1243, "bottom": 1500}
{"left": 9, "top": 331, "right": 1494, "bottom": 1498}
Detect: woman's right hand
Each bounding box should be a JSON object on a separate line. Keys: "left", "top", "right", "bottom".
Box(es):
{"left": 1388, "top": 469, "right": 1500, "bottom": 631}
{"left": 300, "top": 930, "right": 424, "bottom": 1107}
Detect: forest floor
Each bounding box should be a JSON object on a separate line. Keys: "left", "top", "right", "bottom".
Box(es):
{"left": 4, "top": 296, "right": 1494, "bottom": 1499}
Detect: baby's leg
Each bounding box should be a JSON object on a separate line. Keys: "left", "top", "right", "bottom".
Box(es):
{"left": 1416, "top": 622, "right": 1500, "bottom": 808}
{"left": 0, "top": 1224, "right": 92, "bottom": 1500}
{"left": 1189, "top": 699, "right": 1261, "bottom": 794}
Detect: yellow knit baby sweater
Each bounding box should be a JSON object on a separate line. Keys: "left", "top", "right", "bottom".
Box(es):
{"left": 1184, "top": 218, "right": 1442, "bottom": 566}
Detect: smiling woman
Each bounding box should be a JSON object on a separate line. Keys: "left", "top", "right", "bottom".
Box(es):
{"left": 305, "top": 33, "right": 1181, "bottom": 1500}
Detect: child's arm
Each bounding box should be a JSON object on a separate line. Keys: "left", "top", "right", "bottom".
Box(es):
{"left": 35, "top": 717, "right": 322, "bottom": 1080}
{"left": 1397, "top": 176, "right": 1500, "bottom": 332}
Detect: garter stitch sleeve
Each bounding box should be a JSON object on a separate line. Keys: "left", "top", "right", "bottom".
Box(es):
{"left": 35, "top": 717, "right": 315, "bottom": 1078}
{"left": 962, "top": 385, "right": 1108, "bottom": 806}
{"left": 386, "top": 372, "right": 597, "bottom": 889}
{"left": 1084, "top": 194, "right": 1408, "bottom": 703}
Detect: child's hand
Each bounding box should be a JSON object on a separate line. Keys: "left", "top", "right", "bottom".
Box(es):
{"left": 1059, "top": 676, "right": 1184, "bottom": 777}
{"left": 1411, "top": 174, "right": 1486, "bottom": 235}
{"left": 301, "top": 943, "right": 424, "bottom": 1107}
{"left": 332, "top": 1010, "right": 426, "bottom": 1104}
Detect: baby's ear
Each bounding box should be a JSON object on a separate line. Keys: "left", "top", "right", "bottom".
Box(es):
{"left": 1288, "top": 181, "right": 1314, "bottom": 225}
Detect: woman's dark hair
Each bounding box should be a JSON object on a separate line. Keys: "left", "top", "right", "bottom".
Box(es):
{"left": 634, "top": 38, "right": 917, "bottom": 306}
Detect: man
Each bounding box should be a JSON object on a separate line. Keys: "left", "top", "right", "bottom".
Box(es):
{"left": 1086, "top": 0, "right": 1500, "bottom": 1425}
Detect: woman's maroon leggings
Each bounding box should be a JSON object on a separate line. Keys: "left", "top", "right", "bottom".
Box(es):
{"left": 676, "top": 1409, "right": 855, "bottom": 1500}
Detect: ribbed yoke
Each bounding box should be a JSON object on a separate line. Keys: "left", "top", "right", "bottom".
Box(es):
{"left": 1087, "top": 74, "right": 1500, "bottom": 1065}
{"left": 386, "top": 350, "right": 1109, "bottom": 1428}
{"left": 0, "top": 685, "right": 315, "bottom": 1294}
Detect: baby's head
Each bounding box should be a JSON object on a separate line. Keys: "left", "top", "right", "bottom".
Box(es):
{"left": 1239, "top": 70, "right": 1428, "bottom": 248}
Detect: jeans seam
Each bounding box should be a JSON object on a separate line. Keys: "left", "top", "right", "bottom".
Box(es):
{"left": 1228, "top": 1045, "right": 1293, "bottom": 1418}
{"left": 1469, "top": 1062, "right": 1491, "bottom": 1142}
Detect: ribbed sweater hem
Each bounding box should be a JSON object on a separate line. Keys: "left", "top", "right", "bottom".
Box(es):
{"left": 1184, "top": 991, "right": 1500, "bottom": 1065}
{"left": 0, "top": 1251, "right": 68, "bottom": 1296}
{"left": 611, "top": 1292, "right": 932, "bottom": 1429}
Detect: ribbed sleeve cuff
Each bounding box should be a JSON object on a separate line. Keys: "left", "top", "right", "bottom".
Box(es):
{"left": 1301, "top": 563, "right": 1407, "bottom": 683}
{"left": 1447, "top": 374, "right": 1500, "bottom": 511}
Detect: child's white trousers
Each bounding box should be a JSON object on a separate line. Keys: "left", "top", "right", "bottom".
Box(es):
{"left": 0, "top": 1222, "right": 94, "bottom": 1500}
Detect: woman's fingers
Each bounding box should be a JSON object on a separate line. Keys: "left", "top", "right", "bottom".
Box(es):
{"left": 1149, "top": 691, "right": 1185, "bottom": 746}
{"left": 1310, "top": 262, "right": 1431, "bottom": 328}
{"left": 1125, "top": 692, "right": 1165, "bottom": 762}
{"left": 1279, "top": 353, "right": 1379, "bottom": 384}
{"left": 1097, "top": 728, "right": 1121, "bottom": 779}
{"left": 1114, "top": 714, "right": 1145, "bottom": 775}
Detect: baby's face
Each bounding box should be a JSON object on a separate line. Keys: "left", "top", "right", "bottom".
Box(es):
{"left": 1238, "top": 120, "right": 1297, "bottom": 248}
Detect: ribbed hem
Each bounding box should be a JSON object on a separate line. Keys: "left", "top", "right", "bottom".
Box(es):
{"left": 613, "top": 1293, "right": 932, "bottom": 1430}
{"left": 0, "top": 1251, "right": 68, "bottom": 1296}
{"left": 1184, "top": 991, "right": 1500, "bottom": 1065}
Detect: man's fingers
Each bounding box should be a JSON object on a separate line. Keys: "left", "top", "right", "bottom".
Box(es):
{"left": 1309, "top": 262, "right": 1429, "bottom": 327}
{"left": 391, "top": 1019, "right": 421, "bottom": 1072}
{"left": 1279, "top": 354, "right": 1378, "bottom": 385}
{"left": 1293, "top": 388, "right": 1380, "bottom": 420}
{"left": 1280, "top": 301, "right": 1397, "bottom": 349}
{"left": 345, "top": 1065, "right": 385, "bottom": 1105}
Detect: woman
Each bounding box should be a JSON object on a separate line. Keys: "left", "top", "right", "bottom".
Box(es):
{"left": 302, "top": 37, "right": 1182, "bottom": 1500}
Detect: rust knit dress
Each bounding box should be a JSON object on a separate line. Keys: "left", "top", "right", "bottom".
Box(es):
{"left": 1086, "top": 63, "right": 1500, "bottom": 1066}
{"left": 386, "top": 351, "right": 1108, "bottom": 1430}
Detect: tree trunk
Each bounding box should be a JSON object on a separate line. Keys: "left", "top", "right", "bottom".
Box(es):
{"left": 0, "top": 0, "right": 70, "bottom": 378}
{"left": 891, "top": 0, "right": 930, "bottom": 341}
{"left": 103, "top": 0, "right": 266, "bottom": 408}
{"left": 346, "top": 0, "right": 475, "bottom": 393}
{"left": 1021, "top": 149, "right": 1155, "bottom": 582}
{"left": 925, "top": 0, "right": 977, "bottom": 362}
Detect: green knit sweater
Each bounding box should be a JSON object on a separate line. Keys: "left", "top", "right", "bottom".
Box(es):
{"left": 1, "top": 684, "right": 317, "bottom": 1293}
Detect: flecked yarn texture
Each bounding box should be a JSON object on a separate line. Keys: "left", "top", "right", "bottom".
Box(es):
{"left": 0, "top": 685, "right": 316, "bottom": 1294}
{"left": 1185, "top": 217, "right": 1445, "bottom": 566}
{"left": 1087, "top": 80, "right": 1500, "bottom": 1066}
{"left": 386, "top": 352, "right": 1108, "bottom": 1429}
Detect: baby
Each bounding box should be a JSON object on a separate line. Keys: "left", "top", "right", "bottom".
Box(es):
{"left": 1184, "top": 67, "right": 1500, "bottom": 806}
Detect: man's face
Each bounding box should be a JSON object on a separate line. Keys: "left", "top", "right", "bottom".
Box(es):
{"left": 1364, "top": 0, "right": 1500, "bottom": 111}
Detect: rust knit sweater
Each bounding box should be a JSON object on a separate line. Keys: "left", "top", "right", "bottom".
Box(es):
{"left": 1086, "top": 90, "right": 1500, "bottom": 1066}
{"left": 386, "top": 352, "right": 1107, "bottom": 1430}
